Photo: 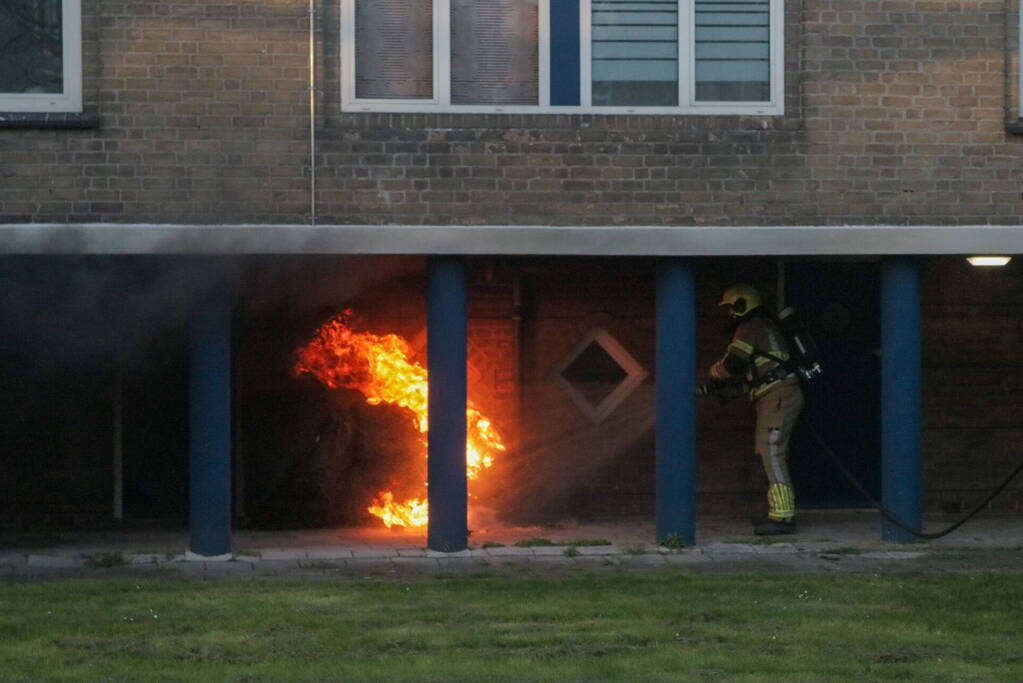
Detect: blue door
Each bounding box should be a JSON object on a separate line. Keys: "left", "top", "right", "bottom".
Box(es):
{"left": 787, "top": 261, "right": 882, "bottom": 507}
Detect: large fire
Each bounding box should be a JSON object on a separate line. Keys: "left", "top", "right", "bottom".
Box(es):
{"left": 294, "top": 310, "right": 504, "bottom": 528}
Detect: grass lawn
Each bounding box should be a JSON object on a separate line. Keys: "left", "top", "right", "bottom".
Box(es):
{"left": 1, "top": 571, "right": 1021, "bottom": 681}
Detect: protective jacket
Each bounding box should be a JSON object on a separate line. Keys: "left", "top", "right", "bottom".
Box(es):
{"left": 709, "top": 311, "right": 795, "bottom": 400}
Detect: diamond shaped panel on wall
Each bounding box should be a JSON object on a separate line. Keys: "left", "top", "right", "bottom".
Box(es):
{"left": 553, "top": 327, "right": 648, "bottom": 424}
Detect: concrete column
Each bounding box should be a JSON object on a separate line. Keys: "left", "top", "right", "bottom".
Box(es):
{"left": 427, "top": 256, "right": 468, "bottom": 552}
{"left": 188, "top": 275, "right": 232, "bottom": 559}
{"left": 655, "top": 259, "right": 697, "bottom": 546}
{"left": 881, "top": 256, "right": 922, "bottom": 543}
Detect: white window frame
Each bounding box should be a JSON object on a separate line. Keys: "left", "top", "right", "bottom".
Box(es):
{"left": 0, "top": 0, "right": 82, "bottom": 113}
{"left": 340, "top": 0, "right": 783, "bottom": 116}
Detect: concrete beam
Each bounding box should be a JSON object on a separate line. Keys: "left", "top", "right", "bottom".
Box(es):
{"left": 1, "top": 224, "right": 1022, "bottom": 256}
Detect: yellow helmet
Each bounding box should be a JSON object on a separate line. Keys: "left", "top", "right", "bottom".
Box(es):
{"left": 718, "top": 284, "right": 762, "bottom": 319}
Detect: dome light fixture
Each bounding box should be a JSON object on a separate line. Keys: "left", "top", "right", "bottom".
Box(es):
{"left": 966, "top": 255, "right": 1012, "bottom": 267}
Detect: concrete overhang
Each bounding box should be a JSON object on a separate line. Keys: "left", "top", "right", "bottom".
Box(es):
{"left": 0, "top": 224, "right": 1021, "bottom": 256}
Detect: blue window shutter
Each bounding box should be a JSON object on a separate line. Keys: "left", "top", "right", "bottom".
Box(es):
{"left": 550, "top": 0, "right": 580, "bottom": 105}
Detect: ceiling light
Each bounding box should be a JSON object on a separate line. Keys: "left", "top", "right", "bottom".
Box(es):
{"left": 966, "top": 256, "right": 1012, "bottom": 267}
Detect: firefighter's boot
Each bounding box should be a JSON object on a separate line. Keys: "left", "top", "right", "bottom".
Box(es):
{"left": 755, "top": 482, "right": 796, "bottom": 535}
{"left": 753, "top": 517, "right": 796, "bottom": 535}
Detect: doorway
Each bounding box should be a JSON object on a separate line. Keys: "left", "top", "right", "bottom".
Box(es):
{"left": 785, "top": 260, "right": 881, "bottom": 508}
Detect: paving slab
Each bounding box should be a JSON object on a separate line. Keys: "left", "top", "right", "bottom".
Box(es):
{"left": 344, "top": 558, "right": 403, "bottom": 573}
{"left": 351, "top": 548, "right": 398, "bottom": 559}
{"left": 663, "top": 552, "right": 713, "bottom": 566}
{"left": 425, "top": 549, "right": 471, "bottom": 559}
{"left": 251, "top": 560, "right": 301, "bottom": 577}
{"left": 574, "top": 545, "right": 620, "bottom": 555}
{"left": 27, "top": 555, "right": 84, "bottom": 569}
{"left": 484, "top": 546, "right": 536, "bottom": 557}
{"left": 3, "top": 512, "right": 1022, "bottom": 580}
{"left": 261, "top": 549, "right": 309, "bottom": 561}
{"left": 306, "top": 548, "right": 355, "bottom": 560}
{"left": 390, "top": 557, "right": 440, "bottom": 571}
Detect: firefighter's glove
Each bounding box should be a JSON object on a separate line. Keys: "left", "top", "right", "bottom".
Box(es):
{"left": 696, "top": 380, "right": 725, "bottom": 398}
{"left": 696, "top": 380, "right": 742, "bottom": 405}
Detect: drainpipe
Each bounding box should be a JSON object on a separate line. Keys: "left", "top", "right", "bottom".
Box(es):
{"left": 776, "top": 257, "right": 786, "bottom": 310}
{"left": 112, "top": 365, "right": 123, "bottom": 521}
{"left": 308, "top": 0, "right": 316, "bottom": 226}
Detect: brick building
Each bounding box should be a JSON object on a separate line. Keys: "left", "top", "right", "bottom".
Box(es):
{"left": 1, "top": 0, "right": 1021, "bottom": 554}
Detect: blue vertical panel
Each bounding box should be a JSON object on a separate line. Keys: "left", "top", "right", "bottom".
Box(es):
{"left": 189, "top": 275, "right": 232, "bottom": 558}
{"left": 550, "top": 0, "right": 581, "bottom": 105}
{"left": 427, "top": 256, "right": 469, "bottom": 552}
{"left": 655, "top": 260, "right": 696, "bottom": 546}
{"left": 881, "top": 257, "right": 922, "bottom": 543}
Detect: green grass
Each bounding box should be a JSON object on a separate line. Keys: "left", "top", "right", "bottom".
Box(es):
{"left": 566, "top": 538, "right": 612, "bottom": 547}
{"left": 2, "top": 572, "right": 1022, "bottom": 681}
{"left": 660, "top": 534, "right": 687, "bottom": 551}
{"left": 513, "top": 538, "right": 555, "bottom": 547}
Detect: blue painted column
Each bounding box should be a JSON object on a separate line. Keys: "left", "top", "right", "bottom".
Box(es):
{"left": 881, "top": 257, "right": 922, "bottom": 543}
{"left": 427, "top": 256, "right": 468, "bottom": 552}
{"left": 188, "top": 274, "right": 232, "bottom": 558}
{"left": 655, "top": 259, "right": 697, "bottom": 546}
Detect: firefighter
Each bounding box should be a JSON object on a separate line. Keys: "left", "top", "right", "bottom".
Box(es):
{"left": 707, "top": 284, "right": 804, "bottom": 535}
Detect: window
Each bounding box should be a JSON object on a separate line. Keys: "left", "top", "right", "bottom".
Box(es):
{"left": 0, "top": 0, "right": 82, "bottom": 113}
{"left": 341, "top": 0, "right": 783, "bottom": 115}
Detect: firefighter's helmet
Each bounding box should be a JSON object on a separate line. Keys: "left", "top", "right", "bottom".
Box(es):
{"left": 718, "top": 284, "right": 762, "bottom": 319}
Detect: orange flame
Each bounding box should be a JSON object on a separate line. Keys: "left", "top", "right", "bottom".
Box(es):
{"left": 294, "top": 310, "right": 504, "bottom": 528}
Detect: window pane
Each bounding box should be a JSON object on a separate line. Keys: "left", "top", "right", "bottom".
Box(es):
{"left": 0, "top": 0, "right": 64, "bottom": 94}
{"left": 355, "top": 0, "right": 433, "bottom": 100}
{"left": 694, "top": 0, "right": 770, "bottom": 102}
{"left": 592, "top": 0, "right": 678, "bottom": 106}
{"left": 451, "top": 0, "right": 538, "bottom": 105}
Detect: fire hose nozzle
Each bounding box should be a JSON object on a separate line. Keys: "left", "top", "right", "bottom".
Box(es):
{"left": 696, "top": 381, "right": 723, "bottom": 397}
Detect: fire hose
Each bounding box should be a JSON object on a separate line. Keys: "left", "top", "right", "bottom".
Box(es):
{"left": 803, "top": 420, "right": 1023, "bottom": 540}
{"left": 698, "top": 382, "right": 1023, "bottom": 540}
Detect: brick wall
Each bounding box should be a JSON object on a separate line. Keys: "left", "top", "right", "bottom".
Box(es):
{"left": 921, "top": 256, "right": 1023, "bottom": 513}
{"left": 1, "top": 0, "right": 1022, "bottom": 225}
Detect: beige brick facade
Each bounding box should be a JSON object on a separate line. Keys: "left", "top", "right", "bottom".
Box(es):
{"left": 1, "top": 0, "right": 1021, "bottom": 226}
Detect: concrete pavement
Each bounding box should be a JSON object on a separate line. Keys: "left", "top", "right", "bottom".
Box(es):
{"left": 2, "top": 510, "right": 1020, "bottom": 580}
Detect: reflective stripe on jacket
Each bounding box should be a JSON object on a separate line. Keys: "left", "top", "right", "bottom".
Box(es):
{"left": 709, "top": 315, "right": 792, "bottom": 400}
